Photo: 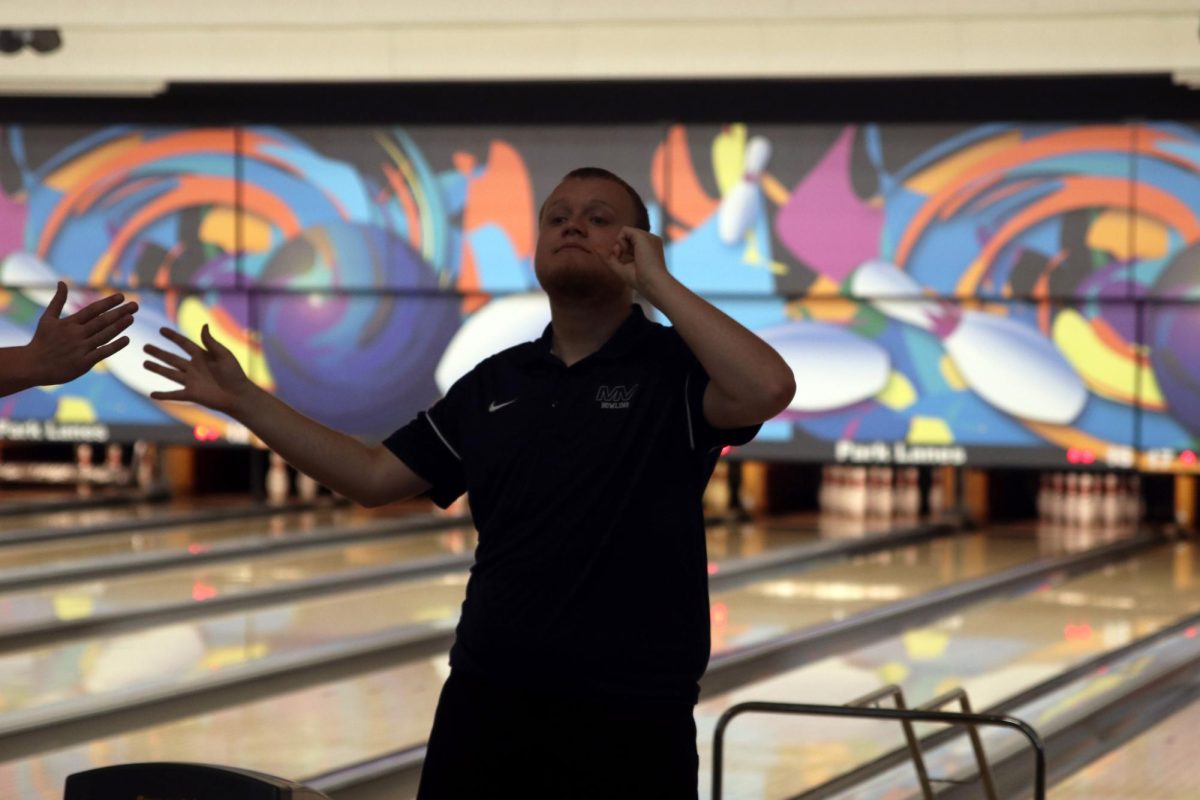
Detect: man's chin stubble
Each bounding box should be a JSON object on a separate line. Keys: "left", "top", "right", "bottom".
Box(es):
{"left": 538, "top": 270, "right": 627, "bottom": 305}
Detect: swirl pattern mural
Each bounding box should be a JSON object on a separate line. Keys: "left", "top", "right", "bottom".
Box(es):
{"left": 0, "top": 122, "right": 1196, "bottom": 469}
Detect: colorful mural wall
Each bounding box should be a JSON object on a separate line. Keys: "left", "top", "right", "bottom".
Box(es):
{"left": 0, "top": 123, "right": 1196, "bottom": 469}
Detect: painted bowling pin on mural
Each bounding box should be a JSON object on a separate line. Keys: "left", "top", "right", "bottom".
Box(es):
{"left": 435, "top": 293, "right": 551, "bottom": 394}
{"left": 850, "top": 259, "right": 1087, "bottom": 425}
{"left": 717, "top": 136, "right": 773, "bottom": 245}
{"left": 0, "top": 251, "right": 184, "bottom": 398}
{"left": 757, "top": 321, "right": 890, "bottom": 412}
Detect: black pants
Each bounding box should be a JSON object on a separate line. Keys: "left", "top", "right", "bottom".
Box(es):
{"left": 417, "top": 669, "right": 700, "bottom": 799}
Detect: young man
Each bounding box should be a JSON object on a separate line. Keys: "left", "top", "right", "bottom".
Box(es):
{"left": 142, "top": 168, "right": 795, "bottom": 798}
{"left": 0, "top": 282, "right": 138, "bottom": 398}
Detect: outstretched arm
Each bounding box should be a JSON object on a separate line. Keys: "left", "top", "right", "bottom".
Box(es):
{"left": 0, "top": 282, "right": 137, "bottom": 398}
{"left": 143, "top": 325, "right": 431, "bottom": 507}
{"left": 604, "top": 227, "right": 795, "bottom": 429}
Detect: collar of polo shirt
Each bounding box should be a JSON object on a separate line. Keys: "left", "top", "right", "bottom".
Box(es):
{"left": 517, "top": 303, "right": 653, "bottom": 367}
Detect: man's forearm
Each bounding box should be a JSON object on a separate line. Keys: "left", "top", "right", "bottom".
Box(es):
{"left": 644, "top": 276, "right": 795, "bottom": 420}
{"left": 0, "top": 346, "right": 38, "bottom": 397}
{"left": 230, "top": 383, "right": 382, "bottom": 504}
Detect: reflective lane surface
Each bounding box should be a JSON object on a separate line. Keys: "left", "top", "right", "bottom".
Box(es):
{"left": 0, "top": 656, "right": 451, "bottom": 800}
{"left": 708, "top": 529, "right": 1043, "bottom": 653}
{"left": 0, "top": 523, "right": 1059, "bottom": 798}
{"left": 0, "top": 515, "right": 916, "bottom": 642}
{"left": 0, "top": 514, "right": 904, "bottom": 635}
{"left": 696, "top": 539, "right": 1197, "bottom": 800}
{"left": 1051, "top": 690, "right": 1200, "bottom": 798}
{"left": 0, "top": 527, "right": 1043, "bottom": 724}
{"left": 0, "top": 527, "right": 477, "bottom": 630}
{"left": 848, "top": 616, "right": 1200, "bottom": 799}
{"left": 0, "top": 496, "right": 269, "bottom": 537}
{"left": 0, "top": 574, "right": 470, "bottom": 721}
{"left": 0, "top": 506, "right": 424, "bottom": 580}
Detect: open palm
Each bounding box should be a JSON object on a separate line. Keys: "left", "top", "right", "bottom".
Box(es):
{"left": 31, "top": 282, "right": 137, "bottom": 385}
{"left": 142, "top": 325, "right": 254, "bottom": 414}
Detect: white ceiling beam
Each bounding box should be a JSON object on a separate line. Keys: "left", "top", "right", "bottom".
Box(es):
{"left": 0, "top": 3, "right": 1195, "bottom": 86}
{"left": 1, "top": 0, "right": 1196, "bottom": 26}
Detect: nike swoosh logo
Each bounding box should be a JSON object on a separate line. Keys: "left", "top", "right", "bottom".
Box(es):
{"left": 489, "top": 399, "right": 518, "bottom": 412}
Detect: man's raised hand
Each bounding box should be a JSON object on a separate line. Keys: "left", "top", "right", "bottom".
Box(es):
{"left": 27, "top": 282, "right": 138, "bottom": 386}
{"left": 143, "top": 324, "right": 255, "bottom": 415}
{"left": 603, "top": 227, "right": 674, "bottom": 301}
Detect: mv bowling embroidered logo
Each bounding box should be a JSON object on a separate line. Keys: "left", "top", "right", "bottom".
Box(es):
{"left": 596, "top": 385, "right": 638, "bottom": 410}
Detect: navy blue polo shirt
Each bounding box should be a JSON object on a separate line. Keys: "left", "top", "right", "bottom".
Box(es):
{"left": 383, "top": 303, "right": 760, "bottom": 704}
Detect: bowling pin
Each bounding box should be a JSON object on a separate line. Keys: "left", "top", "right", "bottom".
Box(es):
{"left": 848, "top": 259, "right": 946, "bottom": 329}
{"left": 266, "top": 451, "right": 289, "bottom": 504}
{"left": 829, "top": 466, "right": 843, "bottom": 515}
{"left": 1064, "top": 473, "right": 1081, "bottom": 526}
{"left": 132, "top": 440, "right": 158, "bottom": 490}
{"left": 863, "top": 468, "right": 875, "bottom": 516}
{"left": 928, "top": 470, "right": 945, "bottom": 517}
{"left": 717, "top": 135, "right": 773, "bottom": 244}
{"left": 1102, "top": 473, "right": 1121, "bottom": 528}
{"left": 819, "top": 465, "right": 831, "bottom": 514}
{"left": 1050, "top": 472, "right": 1066, "bottom": 522}
{"left": 75, "top": 443, "right": 94, "bottom": 496}
{"left": 849, "top": 259, "right": 1087, "bottom": 425}
{"left": 1037, "top": 473, "right": 1051, "bottom": 521}
{"left": 1078, "top": 473, "right": 1097, "bottom": 528}
{"left": 829, "top": 464, "right": 841, "bottom": 514}
{"left": 825, "top": 466, "right": 837, "bottom": 516}
{"left": 873, "top": 467, "right": 895, "bottom": 517}
{"left": 850, "top": 466, "right": 869, "bottom": 518}
{"left": 865, "top": 467, "right": 880, "bottom": 516}
{"left": 104, "top": 443, "right": 124, "bottom": 485}
{"left": 849, "top": 465, "right": 859, "bottom": 515}
{"left": 297, "top": 471, "right": 319, "bottom": 502}
{"left": 704, "top": 461, "right": 731, "bottom": 514}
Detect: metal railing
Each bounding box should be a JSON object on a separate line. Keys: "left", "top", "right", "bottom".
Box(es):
{"left": 914, "top": 687, "right": 999, "bottom": 798}
{"left": 843, "top": 685, "right": 932, "bottom": 799}
{"left": 711, "top": 693, "right": 1045, "bottom": 800}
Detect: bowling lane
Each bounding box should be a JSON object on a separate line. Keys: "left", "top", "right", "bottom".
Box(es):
{"left": 0, "top": 495, "right": 266, "bottom": 537}
{"left": 708, "top": 528, "right": 1044, "bottom": 653}
{"left": 0, "top": 573, "right": 469, "bottom": 720}
{"left": 0, "top": 527, "right": 478, "bottom": 632}
{"left": 706, "top": 512, "right": 929, "bottom": 559}
{"left": 0, "top": 524, "right": 1053, "bottom": 785}
{"left": 1051, "top": 692, "right": 1200, "bottom": 798}
{"left": 697, "top": 540, "right": 1200, "bottom": 800}
{"left": 0, "top": 505, "right": 423, "bottom": 580}
{"left": 0, "top": 514, "right": 903, "bottom": 634}
{"left": 0, "top": 656, "right": 451, "bottom": 799}
{"left": 0, "top": 489, "right": 154, "bottom": 518}
{"left": 0, "top": 517, "right": 942, "bottom": 719}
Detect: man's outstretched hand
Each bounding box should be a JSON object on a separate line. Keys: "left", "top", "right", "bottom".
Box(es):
{"left": 143, "top": 325, "right": 256, "bottom": 415}
{"left": 27, "top": 282, "right": 138, "bottom": 386}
